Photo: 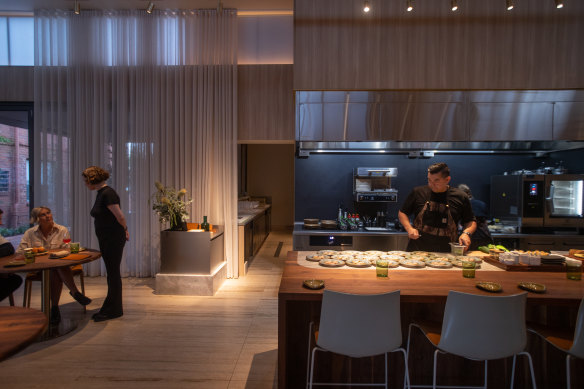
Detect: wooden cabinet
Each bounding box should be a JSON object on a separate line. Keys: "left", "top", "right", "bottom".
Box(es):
{"left": 237, "top": 65, "right": 294, "bottom": 141}
{"left": 238, "top": 207, "right": 272, "bottom": 276}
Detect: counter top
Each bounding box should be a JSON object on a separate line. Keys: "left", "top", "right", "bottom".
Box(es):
{"left": 293, "top": 222, "right": 584, "bottom": 239}
{"left": 238, "top": 204, "right": 271, "bottom": 226}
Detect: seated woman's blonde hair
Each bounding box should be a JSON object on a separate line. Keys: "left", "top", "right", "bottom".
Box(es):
{"left": 30, "top": 206, "right": 51, "bottom": 224}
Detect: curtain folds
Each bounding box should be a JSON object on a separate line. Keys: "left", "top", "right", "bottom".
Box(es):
{"left": 34, "top": 9, "right": 239, "bottom": 278}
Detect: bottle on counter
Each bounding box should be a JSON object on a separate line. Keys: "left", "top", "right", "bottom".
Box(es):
{"left": 201, "top": 216, "right": 210, "bottom": 231}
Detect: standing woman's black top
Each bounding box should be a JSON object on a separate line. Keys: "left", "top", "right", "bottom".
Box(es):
{"left": 91, "top": 186, "right": 125, "bottom": 237}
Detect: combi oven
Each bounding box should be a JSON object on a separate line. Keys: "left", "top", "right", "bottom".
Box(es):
{"left": 491, "top": 174, "right": 584, "bottom": 230}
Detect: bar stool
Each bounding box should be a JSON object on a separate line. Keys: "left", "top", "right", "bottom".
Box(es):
{"left": 22, "top": 265, "right": 86, "bottom": 312}
{"left": 406, "top": 291, "right": 536, "bottom": 389}
{"left": 307, "top": 290, "right": 410, "bottom": 389}
{"left": 528, "top": 298, "right": 584, "bottom": 389}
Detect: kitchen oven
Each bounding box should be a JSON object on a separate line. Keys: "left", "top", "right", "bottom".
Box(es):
{"left": 353, "top": 167, "right": 398, "bottom": 202}
{"left": 491, "top": 174, "right": 584, "bottom": 230}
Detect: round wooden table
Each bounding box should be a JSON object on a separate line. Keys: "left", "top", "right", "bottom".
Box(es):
{"left": 0, "top": 306, "right": 47, "bottom": 362}
{"left": 0, "top": 249, "right": 102, "bottom": 338}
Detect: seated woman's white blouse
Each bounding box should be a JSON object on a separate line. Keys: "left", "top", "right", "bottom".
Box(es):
{"left": 17, "top": 223, "right": 70, "bottom": 253}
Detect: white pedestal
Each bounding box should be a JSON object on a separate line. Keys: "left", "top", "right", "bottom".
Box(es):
{"left": 155, "top": 261, "right": 227, "bottom": 296}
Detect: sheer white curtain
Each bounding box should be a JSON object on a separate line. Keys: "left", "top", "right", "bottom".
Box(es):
{"left": 34, "top": 9, "right": 239, "bottom": 278}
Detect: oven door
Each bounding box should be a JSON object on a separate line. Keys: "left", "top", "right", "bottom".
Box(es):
{"left": 544, "top": 174, "right": 584, "bottom": 227}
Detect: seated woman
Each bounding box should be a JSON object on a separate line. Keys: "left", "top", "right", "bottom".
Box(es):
{"left": 18, "top": 207, "right": 91, "bottom": 324}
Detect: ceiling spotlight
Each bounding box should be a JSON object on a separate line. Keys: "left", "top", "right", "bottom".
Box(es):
{"left": 407, "top": 0, "right": 413, "bottom": 12}
{"left": 74, "top": 0, "right": 80, "bottom": 15}
{"left": 146, "top": 1, "right": 155, "bottom": 14}
{"left": 451, "top": 0, "right": 458, "bottom": 11}
{"left": 363, "top": 1, "right": 371, "bottom": 13}
{"left": 555, "top": 0, "right": 564, "bottom": 8}
{"left": 506, "top": 0, "right": 514, "bottom": 10}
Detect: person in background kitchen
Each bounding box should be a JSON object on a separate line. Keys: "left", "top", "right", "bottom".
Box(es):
{"left": 398, "top": 162, "right": 477, "bottom": 252}
{"left": 18, "top": 206, "right": 92, "bottom": 324}
{"left": 82, "top": 166, "right": 129, "bottom": 323}
{"left": 458, "top": 184, "right": 494, "bottom": 251}
{"left": 0, "top": 208, "right": 23, "bottom": 303}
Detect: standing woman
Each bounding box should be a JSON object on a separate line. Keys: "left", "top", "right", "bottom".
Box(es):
{"left": 82, "top": 166, "right": 129, "bottom": 322}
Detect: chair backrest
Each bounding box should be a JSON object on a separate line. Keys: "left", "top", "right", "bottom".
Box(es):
{"left": 438, "top": 291, "right": 527, "bottom": 360}
{"left": 316, "top": 290, "right": 402, "bottom": 358}
{"left": 569, "top": 298, "right": 584, "bottom": 359}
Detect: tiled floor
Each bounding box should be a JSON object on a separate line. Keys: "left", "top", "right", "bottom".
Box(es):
{"left": 0, "top": 230, "right": 291, "bottom": 388}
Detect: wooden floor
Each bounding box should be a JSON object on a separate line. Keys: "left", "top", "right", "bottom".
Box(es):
{"left": 0, "top": 230, "right": 292, "bottom": 389}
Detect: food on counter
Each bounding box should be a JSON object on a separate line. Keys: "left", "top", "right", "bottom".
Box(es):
{"left": 478, "top": 246, "right": 491, "bottom": 254}
{"left": 364, "top": 250, "right": 385, "bottom": 256}
{"left": 379, "top": 254, "right": 404, "bottom": 261}
{"left": 518, "top": 282, "right": 546, "bottom": 294}
{"left": 317, "top": 250, "right": 338, "bottom": 256}
{"left": 399, "top": 258, "right": 426, "bottom": 268}
{"left": 427, "top": 259, "right": 453, "bottom": 268}
{"left": 339, "top": 250, "right": 362, "bottom": 256}
{"left": 318, "top": 258, "right": 345, "bottom": 267}
{"left": 476, "top": 282, "right": 502, "bottom": 293}
{"left": 386, "top": 250, "right": 408, "bottom": 256}
{"left": 306, "top": 254, "right": 326, "bottom": 262}
{"left": 333, "top": 254, "right": 353, "bottom": 262}
{"left": 345, "top": 258, "right": 371, "bottom": 268}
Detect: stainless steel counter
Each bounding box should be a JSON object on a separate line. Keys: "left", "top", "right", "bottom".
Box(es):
{"left": 238, "top": 204, "right": 271, "bottom": 226}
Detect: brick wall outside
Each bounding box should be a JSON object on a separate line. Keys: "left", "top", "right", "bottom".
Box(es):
{"left": 0, "top": 124, "right": 29, "bottom": 229}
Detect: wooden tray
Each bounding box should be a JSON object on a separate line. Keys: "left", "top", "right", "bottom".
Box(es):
{"left": 483, "top": 256, "right": 565, "bottom": 272}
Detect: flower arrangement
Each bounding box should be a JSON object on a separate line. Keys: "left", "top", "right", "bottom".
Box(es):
{"left": 151, "top": 181, "right": 192, "bottom": 231}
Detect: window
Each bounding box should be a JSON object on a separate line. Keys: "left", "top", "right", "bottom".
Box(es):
{"left": 0, "top": 16, "right": 34, "bottom": 66}
{"left": 0, "top": 169, "right": 8, "bottom": 193}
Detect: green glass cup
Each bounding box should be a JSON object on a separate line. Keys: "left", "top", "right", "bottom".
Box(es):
{"left": 70, "top": 242, "right": 80, "bottom": 254}
{"left": 462, "top": 261, "right": 476, "bottom": 278}
{"left": 24, "top": 248, "right": 35, "bottom": 264}
{"left": 566, "top": 259, "right": 582, "bottom": 281}
{"left": 376, "top": 259, "right": 389, "bottom": 278}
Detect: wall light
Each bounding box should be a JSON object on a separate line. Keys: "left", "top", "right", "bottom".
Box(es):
{"left": 506, "top": 0, "right": 514, "bottom": 10}
{"left": 407, "top": 0, "right": 413, "bottom": 12}
{"left": 451, "top": 0, "right": 458, "bottom": 11}
{"left": 74, "top": 0, "right": 80, "bottom": 15}
{"left": 146, "top": 1, "right": 155, "bottom": 14}
{"left": 363, "top": 1, "right": 371, "bottom": 13}
{"left": 555, "top": 0, "right": 564, "bottom": 8}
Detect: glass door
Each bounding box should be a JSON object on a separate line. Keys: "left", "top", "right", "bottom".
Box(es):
{"left": 545, "top": 175, "right": 584, "bottom": 227}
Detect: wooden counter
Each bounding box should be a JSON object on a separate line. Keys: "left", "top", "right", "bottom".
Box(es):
{"left": 278, "top": 251, "right": 584, "bottom": 388}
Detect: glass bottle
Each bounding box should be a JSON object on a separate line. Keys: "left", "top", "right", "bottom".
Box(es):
{"left": 202, "top": 216, "right": 210, "bottom": 231}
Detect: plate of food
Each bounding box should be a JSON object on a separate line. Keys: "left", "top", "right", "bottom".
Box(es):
{"left": 375, "top": 259, "right": 400, "bottom": 268}
{"left": 333, "top": 254, "right": 354, "bottom": 262}
{"left": 339, "top": 250, "right": 362, "bottom": 256}
{"left": 306, "top": 254, "right": 326, "bottom": 262}
{"left": 379, "top": 254, "right": 404, "bottom": 261}
{"left": 364, "top": 250, "right": 385, "bottom": 257}
{"left": 317, "top": 250, "right": 338, "bottom": 256}
{"left": 518, "top": 282, "right": 546, "bottom": 294}
{"left": 450, "top": 258, "right": 482, "bottom": 268}
{"left": 345, "top": 258, "right": 371, "bottom": 268}
{"left": 319, "top": 258, "right": 345, "bottom": 268}
{"left": 459, "top": 255, "right": 482, "bottom": 264}
{"left": 476, "top": 281, "right": 503, "bottom": 293}
{"left": 303, "top": 279, "right": 325, "bottom": 290}
{"left": 4, "top": 260, "right": 26, "bottom": 268}
{"left": 399, "top": 258, "right": 426, "bottom": 268}
{"left": 386, "top": 250, "right": 408, "bottom": 256}
{"left": 32, "top": 247, "right": 48, "bottom": 256}
{"left": 427, "top": 259, "right": 453, "bottom": 268}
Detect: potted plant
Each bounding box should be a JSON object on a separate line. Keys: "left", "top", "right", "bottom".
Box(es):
{"left": 151, "top": 181, "right": 192, "bottom": 231}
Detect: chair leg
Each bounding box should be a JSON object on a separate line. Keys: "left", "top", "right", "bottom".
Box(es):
{"left": 385, "top": 352, "right": 388, "bottom": 389}
{"left": 8, "top": 293, "right": 14, "bottom": 306}
{"left": 566, "top": 354, "right": 571, "bottom": 389}
{"left": 518, "top": 351, "right": 537, "bottom": 389}
{"left": 306, "top": 322, "right": 314, "bottom": 389}
{"left": 22, "top": 279, "right": 31, "bottom": 308}
{"left": 432, "top": 349, "right": 441, "bottom": 389}
{"left": 511, "top": 354, "right": 517, "bottom": 389}
{"left": 397, "top": 348, "right": 410, "bottom": 389}
{"left": 309, "top": 347, "right": 318, "bottom": 389}
{"left": 483, "top": 360, "right": 488, "bottom": 389}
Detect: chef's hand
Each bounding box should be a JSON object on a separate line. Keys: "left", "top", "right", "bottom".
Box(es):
{"left": 459, "top": 233, "right": 471, "bottom": 250}
{"left": 407, "top": 228, "right": 420, "bottom": 240}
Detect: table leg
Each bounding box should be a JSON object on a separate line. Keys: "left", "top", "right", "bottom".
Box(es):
{"left": 41, "top": 269, "right": 51, "bottom": 334}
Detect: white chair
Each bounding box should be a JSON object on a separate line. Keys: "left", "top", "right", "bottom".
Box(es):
{"left": 406, "top": 291, "right": 536, "bottom": 389}
{"left": 307, "top": 289, "right": 410, "bottom": 389}
{"left": 528, "top": 298, "right": 584, "bottom": 389}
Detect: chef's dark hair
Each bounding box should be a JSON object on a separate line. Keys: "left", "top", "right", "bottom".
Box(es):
{"left": 428, "top": 162, "right": 450, "bottom": 178}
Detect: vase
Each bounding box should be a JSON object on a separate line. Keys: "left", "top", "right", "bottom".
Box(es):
{"left": 169, "top": 220, "right": 187, "bottom": 231}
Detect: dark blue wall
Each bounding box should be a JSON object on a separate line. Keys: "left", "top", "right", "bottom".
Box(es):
{"left": 294, "top": 150, "right": 584, "bottom": 221}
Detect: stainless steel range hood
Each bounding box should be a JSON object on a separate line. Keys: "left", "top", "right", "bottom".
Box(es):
{"left": 295, "top": 90, "right": 584, "bottom": 156}
{"left": 297, "top": 140, "right": 584, "bottom": 157}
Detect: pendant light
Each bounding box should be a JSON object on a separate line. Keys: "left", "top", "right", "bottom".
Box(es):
{"left": 555, "top": 0, "right": 564, "bottom": 8}
{"left": 451, "top": 0, "right": 458, "bottom": 12}
{"left": 146, "top": 2, "right": 155, "bottom": 14}
{"left": 363, "top": 1, "right": 371, "bottom": 13}
{"left": 74, "top": 0, "right": 80, "bottom": 15}
{"left": 407, "top": 0, "right": 413, "bottom": 12}
{"left": 506, "top": 0, "right": 514, "bottom": 10}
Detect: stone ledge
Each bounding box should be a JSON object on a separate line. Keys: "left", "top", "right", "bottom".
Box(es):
{"left": 155, "top": 261, "right": 227, "bottom": 296}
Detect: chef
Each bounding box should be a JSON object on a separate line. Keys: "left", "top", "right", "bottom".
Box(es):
{"left": 398, "top": 162, "right": 476, "bottom": 252}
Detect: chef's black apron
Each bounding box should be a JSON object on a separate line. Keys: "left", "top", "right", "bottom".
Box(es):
{"left": 407, "top": 192, "right": 458, "bottom": 252}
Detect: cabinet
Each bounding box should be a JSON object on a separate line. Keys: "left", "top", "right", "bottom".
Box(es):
{"left": 521, "top": 236, "right": 584, "bottom": 251}
{"left": 238, "top": 206, "right": 272, "bottom": 276}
